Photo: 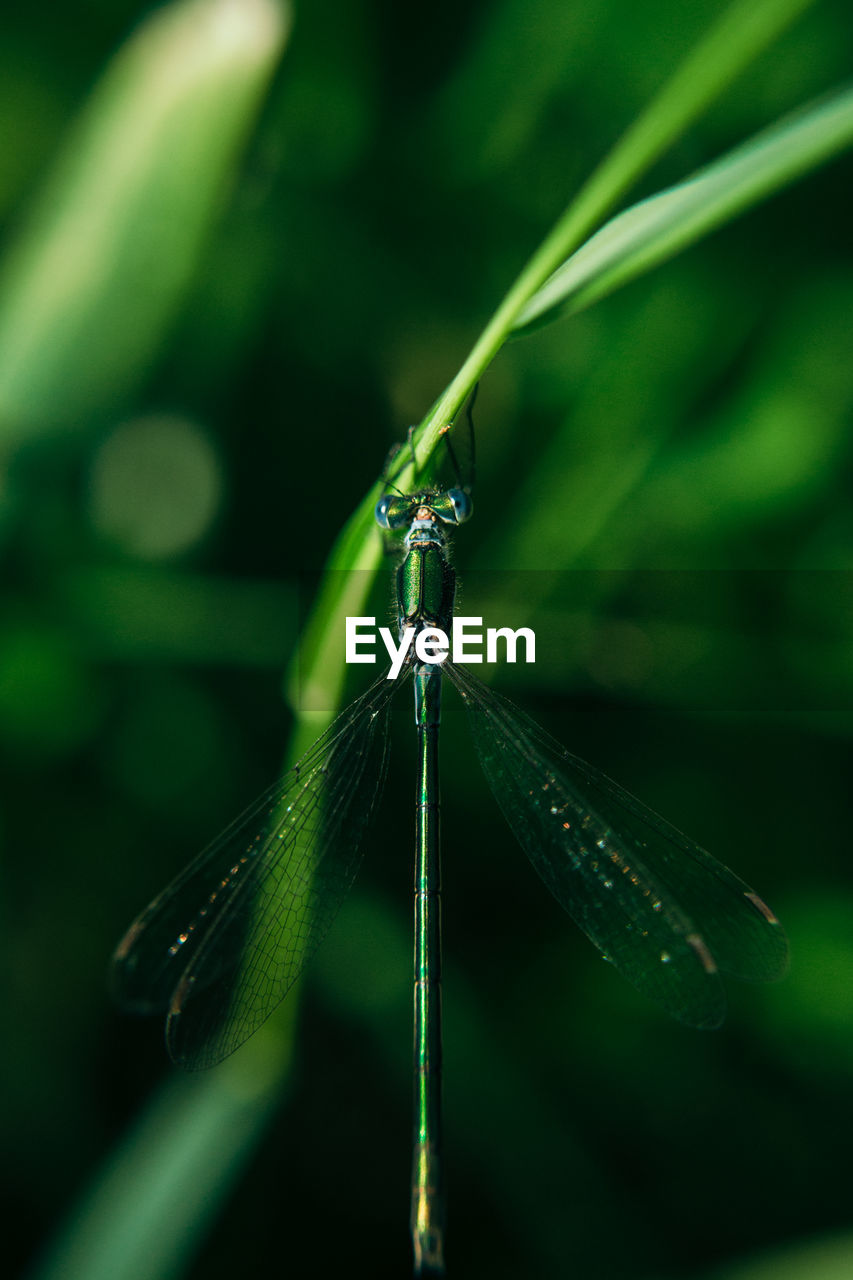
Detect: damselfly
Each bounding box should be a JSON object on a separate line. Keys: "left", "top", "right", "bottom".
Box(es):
{"left": 112, "top": 406, "right": 788, "bottom": 1278}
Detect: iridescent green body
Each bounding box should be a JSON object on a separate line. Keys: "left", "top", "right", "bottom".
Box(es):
{"left": 397, "top": 540, "right": 456, "bottom": 637}
{"left": 376, "top": 484, "right": 470, "bottom": 1277}
{"left": 411, "top": 664, "right": 444, "bottom": 1276}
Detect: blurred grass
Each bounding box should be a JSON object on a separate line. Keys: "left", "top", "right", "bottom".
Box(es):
{"left": 1, "top": 0, "right": 852, "bottom": 1278}
{"left": 0, "top": 0, "right": 289, "bottom": 441}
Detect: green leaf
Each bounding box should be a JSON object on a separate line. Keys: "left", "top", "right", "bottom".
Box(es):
{"left": 31, "top": 1024, "right": 293, "bottom": 1280}
{"left": 0, "top": 0, "right": 291, "bottom": 446}
{"left": 386, "top": 0, "right": 820, "bottom": 477}
{"left": 514, "top": 84, "right": 853, "bottom": 332}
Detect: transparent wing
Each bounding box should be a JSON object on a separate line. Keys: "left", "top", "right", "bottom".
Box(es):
{"left": 112, "top": 670, "right": 400, "bottom": 1069}
{"left": 445, "top": 662, "right": 788, "bottom": 1028}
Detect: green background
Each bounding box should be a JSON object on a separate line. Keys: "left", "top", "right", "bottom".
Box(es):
{"left": 2, "top": 1, "right": 852, "bottom": 1277}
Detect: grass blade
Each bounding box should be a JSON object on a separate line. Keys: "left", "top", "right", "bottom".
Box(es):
{"left": 0, "top": 0, "right": 290, "bottom": 447}
{"left": 515, "top": 84, "right": 853, "bottom": 331}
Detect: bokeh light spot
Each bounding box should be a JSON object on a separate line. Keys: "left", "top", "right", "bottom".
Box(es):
{"left": 88, "top": 413, "right": 223, "bottom": 558}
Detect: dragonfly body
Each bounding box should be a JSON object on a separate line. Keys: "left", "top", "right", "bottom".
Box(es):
{"left": 113, "top": 423, "right": 787, "bottom": 1279}
{"left": 377, "top": 482, "right": 472, "bottom": 1274}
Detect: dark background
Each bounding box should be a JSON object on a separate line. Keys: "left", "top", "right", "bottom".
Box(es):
{"left": 2, "top": 1, "right": 853, "bottom": 1277}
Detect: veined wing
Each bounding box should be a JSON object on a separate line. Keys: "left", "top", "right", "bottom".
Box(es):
{"left": 445, "top": 662, "right": 788, "bottom": 1027}
{"left": 112, "top": 670, "right": 400, "bottom": 1069}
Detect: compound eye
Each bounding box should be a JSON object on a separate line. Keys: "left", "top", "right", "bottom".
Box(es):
{"left": 375, "top": 495, "right": 393, "bottom": 529}
{"left": 375, "top": 494, "right": 411, "bottom": 530}
{"left": 448, "top": 488, "right": 472, "bottom": 524}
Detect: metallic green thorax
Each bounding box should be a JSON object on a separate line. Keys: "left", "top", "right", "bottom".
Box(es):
{"left": 397, "top": 538, "right": 457, "bottom": 637}
{"left": 375, "top": 482, "right": 471, "bottom": 1278}
{"left": 380, "top": 487, "right": 466, "bottom": 640}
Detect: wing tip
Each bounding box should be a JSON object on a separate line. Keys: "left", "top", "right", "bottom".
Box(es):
{"left": 745, "top": 891, "right": 791, "bottom": 981}
{"left": 110, "top": 920, "right": 156, "bottom": 1011}
{"left": 112, "top": 925, "right": 136, "bottom": 965}
{"left": 745, "top": 890, "right": 780, "bottom": 926}
{"left": 686, "top": 931, "right": 718, "bottom": 975}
